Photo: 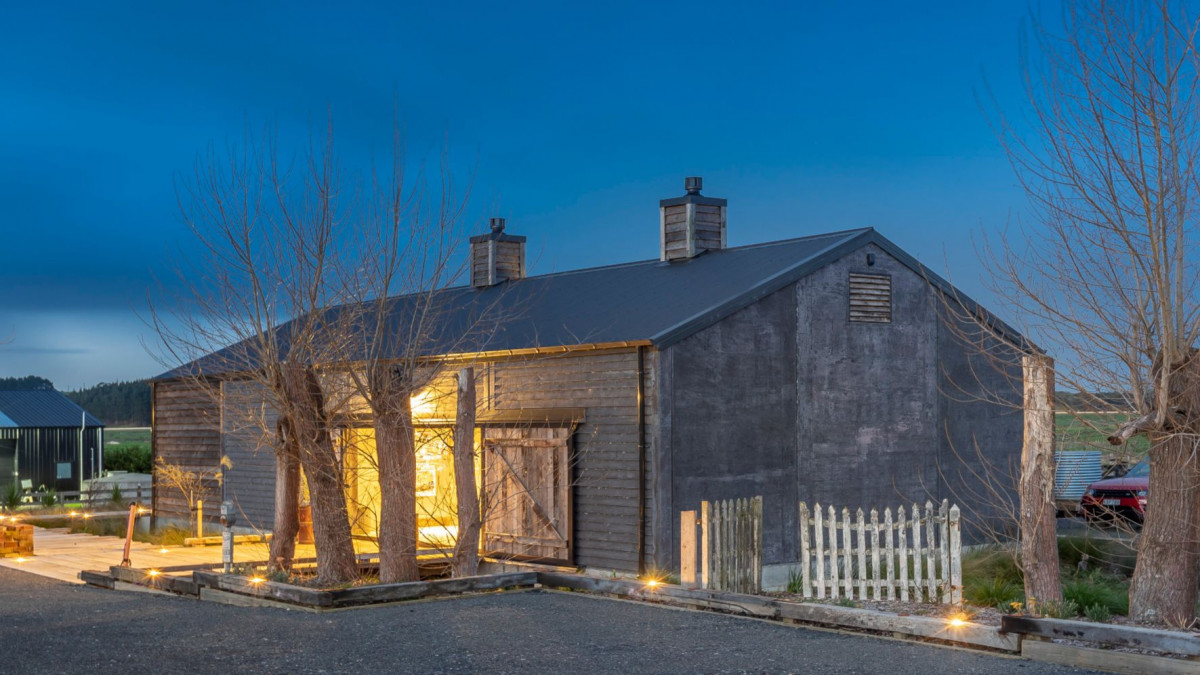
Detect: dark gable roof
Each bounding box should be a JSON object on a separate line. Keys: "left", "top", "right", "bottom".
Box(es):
{"left": 0, "top": 390, "right": 104, "bottom": 428}
{"left": 161, "top": 227, "right": 1024, "bottom": 379}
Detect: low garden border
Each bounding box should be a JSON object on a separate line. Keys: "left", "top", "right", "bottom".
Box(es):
{"left": 79, "top": 566, "right": 1200, "bottom": 671}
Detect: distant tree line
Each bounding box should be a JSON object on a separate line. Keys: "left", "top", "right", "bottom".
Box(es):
{"left": 0, "top": 376, "right": 151, "bottom": 426}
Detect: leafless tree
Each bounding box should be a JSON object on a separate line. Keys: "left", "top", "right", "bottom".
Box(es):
{"left": 987, "top": 0, "right": 1200, "bottom": 625}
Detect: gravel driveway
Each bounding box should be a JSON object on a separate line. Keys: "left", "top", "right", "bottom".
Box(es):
{"left": 0, "top": 567, "right": 1102, "bottom": 674}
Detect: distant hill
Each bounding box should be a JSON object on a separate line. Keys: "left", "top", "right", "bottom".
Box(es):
{"left": 0, "top": 376, "right": 152, "bottom": 427}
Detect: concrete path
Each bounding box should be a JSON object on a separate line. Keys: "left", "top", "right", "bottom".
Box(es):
{"left": 0, "top": 528, "right": 280, "bottom": 584}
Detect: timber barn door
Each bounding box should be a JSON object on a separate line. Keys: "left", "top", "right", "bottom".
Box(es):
{"left": 481, "top": 426, "right": 571, "bottom": 562}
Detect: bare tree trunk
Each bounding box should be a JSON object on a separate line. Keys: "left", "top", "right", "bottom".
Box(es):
{"left": 279, "top": 363, "right": 358, "bottom": 584}
{"left": 1131, "top": 353, "right": 1200, "bottom": 626}
{"left": 452, "top": 367, "right": 480, "bottom": 577}
{"left": 268, "top": 416, "right": 300, "bottom": 572}
{"left": 1021, "top": 355, "right": 1061, "bottom": 611}
{"left": 371, "top": 365, "right": 419, "bottom": 583}
{"left": 1131, "top": 437, "right": 1200, "bottom": 626}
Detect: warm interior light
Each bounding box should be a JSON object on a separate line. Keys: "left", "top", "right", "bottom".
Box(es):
{"left": 410, "top": 390, "right": 436, "bottom": 418}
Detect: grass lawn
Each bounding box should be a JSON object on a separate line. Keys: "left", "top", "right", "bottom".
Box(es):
{"left": 105, "top": 427, "right": 150, "bottom": 445}
{"left": 1056, "top": 411, "right": 1148, "bottom": 458}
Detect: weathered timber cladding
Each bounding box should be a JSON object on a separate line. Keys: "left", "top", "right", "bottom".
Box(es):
{"left": 668, "top": 285, "right": 800, "bottom": 566}
{"left": 152, "top": 381, "right": 222, "bottom": 525}
{"left": 221, "top": 380, "right": 280, "bottom": 531}
{"left": 491, "top": 348, "right": 653, "bottom": 572}
{"left": 665, "top": 243, "right": 1019, "bottom": 569}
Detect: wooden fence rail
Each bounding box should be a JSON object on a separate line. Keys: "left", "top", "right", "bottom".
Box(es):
{"left": 24, "top": 486, "right": 151, "bottom": 507}
{"left": 797, "top": 499, "right": 961, "bottom": 605}
{"left": 680, "top": 496, "right": 762, "bottom": 594}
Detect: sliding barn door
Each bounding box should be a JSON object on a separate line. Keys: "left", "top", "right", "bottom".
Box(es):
{"left": 481, "top": 427, "right": 571, "bottom": 562}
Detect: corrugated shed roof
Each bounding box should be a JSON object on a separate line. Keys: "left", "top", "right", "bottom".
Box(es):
{"left": 160, "top": 227, "right": 1024, "bottom": 379}
{"left": 0, "top": 390, "right": 104, "bottom": 428}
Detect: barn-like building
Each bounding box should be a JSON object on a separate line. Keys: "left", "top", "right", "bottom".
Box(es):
{"left": 0, "top": 389, "right": 105, "bottom": 495}
{"left": 152, "top": 178, "right": 1022, "bottom": 583}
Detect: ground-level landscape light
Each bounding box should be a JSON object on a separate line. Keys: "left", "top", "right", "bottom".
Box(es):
{"left": 14, "top": 557, "right": 26, "bottom": 563}
{"left": 159, "top": 548, "right": 169, "bottom": 554}
{"left": 947, "top": 616, "right": 967, "bottom": 628}
{"left": 147, "top": 569, "right": 161, "bottom": 578}
{"left": 250, "top": 576, "right": 265, "bottom": 585}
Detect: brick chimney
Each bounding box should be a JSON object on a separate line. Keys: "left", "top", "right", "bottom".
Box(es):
{"left": 470, "top": 217, "right": 526, "bottom": 288}
{"left": 660, "top": 176, "right": 727, "bottom": 262}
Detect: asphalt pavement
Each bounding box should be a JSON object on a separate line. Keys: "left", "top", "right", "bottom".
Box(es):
{"left": 0, "top": 566, "right": 1103, "bottom": 674}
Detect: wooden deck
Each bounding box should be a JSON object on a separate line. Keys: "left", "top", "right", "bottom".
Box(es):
{"left": 0, "top": 528, "right": 378, "bottom": 585}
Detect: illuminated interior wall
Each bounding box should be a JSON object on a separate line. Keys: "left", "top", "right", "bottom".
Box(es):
{"left": 341, "top": 424, "right": 481, "bottom": 550}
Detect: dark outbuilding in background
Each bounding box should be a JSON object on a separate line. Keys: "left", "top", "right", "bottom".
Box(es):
{"left": 0, "top": 390, "right": 104, "bottom": 494}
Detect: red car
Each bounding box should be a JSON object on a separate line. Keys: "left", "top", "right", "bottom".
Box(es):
{"left": 1080, "top": 461, "right": 1149, "bottom": 524}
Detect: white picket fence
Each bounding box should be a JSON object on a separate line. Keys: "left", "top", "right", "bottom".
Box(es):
{"left": 680, "top": 496, "right": 763, "bottom": 594}
{"left": 797, "top": 500, "right": 962, "bottom": 605}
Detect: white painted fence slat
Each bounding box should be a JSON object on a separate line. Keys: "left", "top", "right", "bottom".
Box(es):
{"left": 936, "top": 497, "right": 945, "bottom": 600}
{"left": 815, "top": 504, "right": 825, "bottom": 599}
{"left": 898, "top": 507, "right": 909, "bottom": 602}
{"left": 799, "top": 502, "right": 811, "bottom": 599}
{"left": 949, "top": 504, "right": 962, "bottom": 606}
{"left": 827, "top": 505, "right": 839, "bottom": 599}
{"left": 884, "top": 507, "right": 895, "bottom": 601}
{"left": 924, "top": 500, "right": 936, "bottom": 601}
{"left": 791, "top": 501, "right": 962, "bottom": 606}
{"left": 841, "top": 507, "right": 853, "bottom": 599}
{"left": 855, "top": 508, "right": 866, "bottom": 600}
{"left": 870, "top": 509, "right": 880, "bottom": 600}
{"left": 911, "top": 503, "right": 922, "bottom": 600}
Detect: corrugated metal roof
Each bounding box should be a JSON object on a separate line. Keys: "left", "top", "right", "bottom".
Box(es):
{"left": 0, "top": 390, "right": 104, "bottom": 428}
{"left": 161, "top": 227, "right": 1024, "bottom": 379}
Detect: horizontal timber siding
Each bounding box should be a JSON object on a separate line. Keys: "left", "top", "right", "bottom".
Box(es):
{"left": 153, "top": 380, "right": 222, "bottom": 525}
{"left": 221, "top": 380, "right": 279, "bottom": 531}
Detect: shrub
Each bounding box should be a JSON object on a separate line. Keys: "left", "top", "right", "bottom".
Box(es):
{"left": 966, "top": 577, "right": 1023, "bottom": 608}
{"left": 1040, "top": 599, "right": 1080, "bottom": 619}
{"left": 40, "top": 489, "right": 57, "bottom": 508}
{"left": 2, "top": 482, "right": 20, "bottom": 510}
{"left": 103, "top": 444, "right": 152, "bottom": 474}
{"left": 835, "top": 597, "right": 857, "bottom": 608}
{"left": 787, "top": 568, "right": 804, "bottom": 594}
{"left": 110, "top": 484, "right": 123, "bottom": 504}
{"left": 961, "top": 547, "right": 1023, "bottom": 587}
{"left": 1063, "top": 574, "right": 1129, "bottom": 615}
{"left": 1083, "top": 603, "right": 1112, "bottom": 623}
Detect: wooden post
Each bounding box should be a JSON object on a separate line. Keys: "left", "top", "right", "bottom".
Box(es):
{"left": 196, "top": 499, "right": 203, "bottom": 538}
{"left": 680, "top": 510, "right": 697, "bottom": 585}
{"left": 120, "top": 503, "right": 137, "bottom": 567}
{"left": 799, "top": 502, "right": 811, "bottom": 598}
{"left": 451, "top": 367, "right": 481, "bottom": 578}
{"left": 1021, "top": 354, "right": 1062, "bottom": 608}
{"left": 700, "top": 500, "right": 711, "bottom": 589}
{"left": 752, "top": 496, "right": 763, "bottom": 593}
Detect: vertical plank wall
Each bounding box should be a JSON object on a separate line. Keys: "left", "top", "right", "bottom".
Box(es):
{"left": 220, "top": 380, "right": 279, "bottom": 531}
{"left": 152, "top": 380, "right": 222, "bottom": 525}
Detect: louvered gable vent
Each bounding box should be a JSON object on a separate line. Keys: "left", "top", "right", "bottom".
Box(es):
{"left": 849, "top": 273, "right": 891, "bottom": 323}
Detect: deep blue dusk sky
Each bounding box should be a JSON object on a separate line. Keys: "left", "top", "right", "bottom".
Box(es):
{"left": 0, "top": 1, "right": 1032, "bottom": 389}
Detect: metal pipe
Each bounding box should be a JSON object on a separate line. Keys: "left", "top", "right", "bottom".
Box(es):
{"left": 636, "top": 346, "right": 646, "bottom": 577}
